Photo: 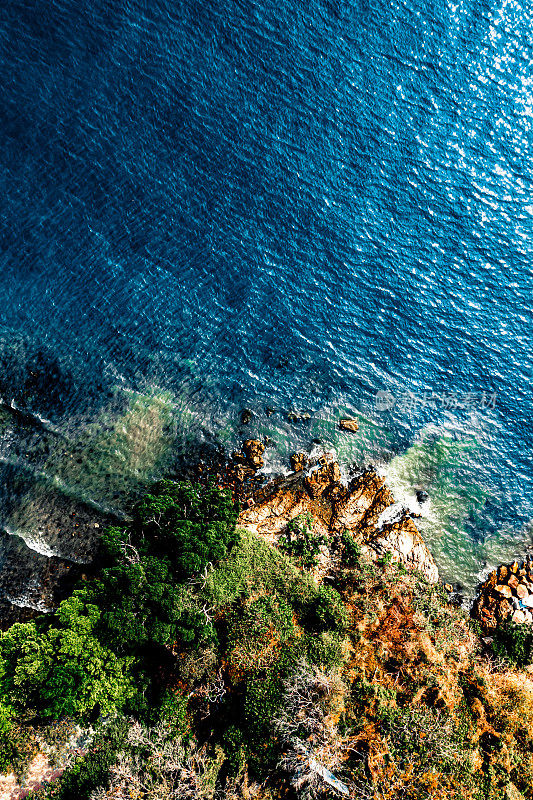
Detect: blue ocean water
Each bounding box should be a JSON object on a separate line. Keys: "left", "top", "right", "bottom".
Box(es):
{"left": 0, "top": 0, "right": 532, "bottom": 600}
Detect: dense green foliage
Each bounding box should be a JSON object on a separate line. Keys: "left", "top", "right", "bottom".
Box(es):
{"left": 0, "top": 480, "right": 238, "bottom": 733}
{"left": 491, "top": 619, "right": 533, "bottom": 666}
{"left": 0, "top": 700, "right": 16, "bottom": 772}
{"left": 278, "top": 513, "right": 325, "bottom": 568}
{"left": 0, "top": 597, "right": 134, "bottom": 719}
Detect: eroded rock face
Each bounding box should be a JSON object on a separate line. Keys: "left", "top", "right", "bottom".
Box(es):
{"left": 330, "top": 469, "right": 388, "bottom": 533}
{"left": 290, "top": 452, "right": 308, "bottom": 472}
{"left": 304, "top": 455, "right": 341, "bottom": 499}
{"left": 238, "top": 484, "right": 330, "bottom": 542}
{"left": 364, "top": 514, "right": 439, "bottom": 584}
{"left": 238, "top": 458, "right": 439, "bottom": 583}
{"left": 472, "top": 557, "right": 533, "bottom": 633}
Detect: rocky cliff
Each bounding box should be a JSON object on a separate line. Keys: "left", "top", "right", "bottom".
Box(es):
{"left": 237, "top": 449, "right": 439, "bottom": 584}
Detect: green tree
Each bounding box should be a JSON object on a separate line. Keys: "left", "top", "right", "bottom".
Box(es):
{"left": 0, "top": 700, "right": 16, "bottom": 772}
{"left": 132, "top": 480, "right": 239, "bottom": 580}
{"left": 279, "top": 514, "right": 326, "bottom": 569}
{"left": 0, "top": 596, "right": 134, "bottom": 719}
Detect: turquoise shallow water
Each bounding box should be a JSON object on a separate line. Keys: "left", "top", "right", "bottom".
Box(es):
{"left": 0, "top": 0, "right": 532, "bottom": 602}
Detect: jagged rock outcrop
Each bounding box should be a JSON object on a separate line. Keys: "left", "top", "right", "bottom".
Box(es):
{"left": 304, "top": 454, "right": 341, "bottom": 499}
{"left": 363, "top": 513, "right": 439, "bottom": 583}
{"left": 238, "top": 457, "right": 439, "bottom": 583}
{"left": 290, "top": 452, "right": 308, "bottom": 472}
{"left": 472, "top": 558, "right": 533, "bottom": 633}
{"left": 330, "top": 470, "right": 392, "bottom": 533}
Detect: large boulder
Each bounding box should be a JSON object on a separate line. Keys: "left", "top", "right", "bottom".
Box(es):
{"left": 472, "top": 557, "right": 533, "bottom": 634}
{"left": 365, "top": 514, "right": 439, "bottom": 584}
{"left": 330, "top": 469, "right": 386, "bottom": 533}
{"left": 304, "top": 458, "right": 341, "bottom": 499}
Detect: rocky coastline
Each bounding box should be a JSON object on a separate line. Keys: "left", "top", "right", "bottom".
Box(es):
{"left": 0, "top": 432, "right": 442, "bottom": 630}
{"left": 4, "top": 426, "right": 529, "bottom": 641}
{"left": 472, "top": 558, "right": 533, "bottom": 634}
{"left": 235, "top": 446, "right": 439, "bottom": 584}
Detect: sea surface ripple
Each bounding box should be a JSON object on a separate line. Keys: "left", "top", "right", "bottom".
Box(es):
{"left": 0, "top": 0, "right": 532, "bottom": 598}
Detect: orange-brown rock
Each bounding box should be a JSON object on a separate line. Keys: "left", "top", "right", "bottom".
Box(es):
{"left": 365, "top": 514, "right": 439, "bottom": 584}
{"left": 238, "top": 484, "right": 330, "bottom": 543}
{"left": 486, "top": 570, "right": 498, "bottom": 589}
{"left": 358, "top": 486, "right": 397, "bottom": 539}
{"left": 498, "top": 565, "right": 509, "bottom": 581}
{"left": 290, "top": 452, "right": 308, "bottom": 472}
{"left": 498, "top": 599, "right": 512, "bottom": 620}
{"left": 304, "top": 459, "right": 341, "bottom": 499}
{"left": 473, "top": 558, "right": 533, "bottom": 633}
{"left": 339, "top": 418, "right": 359, "bottom": 433}
{"left": 517, "top": 584, "right": 528, "bottom": 600}
{"left": 242, "top": 439, "right": 265, "bottom": 470}
{"left": 330, "top": 469, "right": 387, "bottom": 534}
{"left": 495, "top": 584, "right": 512, "bottom": 599}
{"left": 508, "top": 574, "right": 519, "bottom": 590}
{"left": 233, "top": 464, "right": 256, "bottom": 483}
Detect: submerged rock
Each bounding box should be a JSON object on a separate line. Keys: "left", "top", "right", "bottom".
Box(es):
{"left": 240, "top": 409, "right": 252, "bottom": 425}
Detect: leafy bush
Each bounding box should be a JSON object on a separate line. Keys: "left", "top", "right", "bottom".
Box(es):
{"left": 220, "top": 725, "right": 247, "bottom": 776}
{"left": 0, "top": 701, "right": 17, "bottom": 772}
{"left": 381, "top": 706, "right": 474, "bottom": 781}
{"left": 304, "top": 585, "right": 348, "bottom": 632}
{"left": 205, "top": 528, "right": 318, "bottom": 611}
{"left": 341, "top": 530, "right": 362, "bottom": 568}
{"left": 304, "top": 631, "right": 344, "bottom": 670}
{"left": 491, "top": 620, "right": 533, "bottom": 667}
{"left": 226, "top": 594, "right": 296, "bottom": 671}
{"left": 0, "top": 597, "right": 135, "bottom": 720}
{"left": 279, "top": 514, "right": 326, "bottom": 569}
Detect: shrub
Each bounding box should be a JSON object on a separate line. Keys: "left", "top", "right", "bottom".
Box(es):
{"left": 0, "top": 701, "right": 17, "bottom": 772}
{"left": 226, "top": 594, "right": 296, "bottom": 671}
{"left": 491, "top": 620, "right": 533, "bottom": 667}
{"left": 304, "top": 586, "right": 348, "bottom": 632}
{"left": 220, "top": 725, "right": 247, "bottom": 776}
{"left": 381, "top": 705, "right": 474, "bottom": 780}
{"left": 279, "top": 514, "right": 326, "bottom": 569}
{"left": 304, "top": 631, "right": 344, "bottom": 671}
{"left": 341, "top": 530, "right": 362, "bottom": 568}
{"left": 204, "top": 528, "right": 318, "bottom": 611}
